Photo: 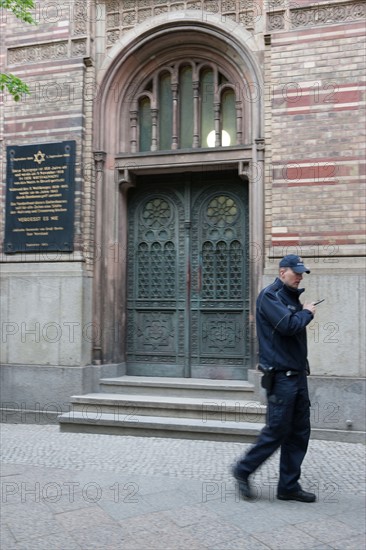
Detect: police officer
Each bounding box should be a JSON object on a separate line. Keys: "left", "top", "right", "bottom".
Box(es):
{"left": 232, "top": 254, "right": 317, "bottom": 502}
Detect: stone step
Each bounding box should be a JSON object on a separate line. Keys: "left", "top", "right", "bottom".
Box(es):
{"left": 68, "top": 393, "right": 266, "bottom": 423}
{"left": 58, "top": 411, "right": 265, "bottom": 442}
{"left": 58, "top": 376, "right": 265, "bottom": 441}
{"left": 99, "top": 376, "right": 255, "bottom": 400}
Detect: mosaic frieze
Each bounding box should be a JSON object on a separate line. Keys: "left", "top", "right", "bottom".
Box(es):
{"left": 290, "top": 1, "right": 366, "bottom": 28}
{"left": 72, "top": 0, "right": 88, "bottom": 35}
{"left": 8, "top": 39, "right": 89, "bottom": 65}
{"left": 8, "top": 0, "right": 364, "bottom": 64}
{"left": 105, "top": 0, "right": 260, "bottom": 45}
{"left": 268, "top": 0, "right": 366, "bottom": 32}
{"left": 122, "top": 11, "right": 137, "bottom": 25}
{"left": 187, "top": 1, "right": 202, "bottom": 8}
{"left": 137, "top": 8, "right": 152, "bottom": 22}
{"left": 171, "top": 3, "right": 185, "bottom": 10}
{"left": 239, "top": 0, "right": 255, "bottom": 8}
{"left": 8, "top": 42, "right": 68, "bottom": 65}
{"left": 267, "top": 0, "right": 285, "bottom": 8}
{"left": 107, "top": 13, "right": 120, "bottom": 28}
{"left": 239, "top": 10, "right": 255, "bottom": 28}
{"left": 267, "top": 11, "right": 285, "bottom": 31}
{"left": 105, "top": 0, "right": 120, "bottom": 10}
{"left": 71, "top": 39, "right": 88, "bottom": 57}
{"left": 107, "top": 30, "right": 120, "bottom": 46}
{"left": 203, "top": 0, "right": 220, "bottom": 13}
{"left": 222, "top": 0, "right": 236, "bottom": 10}
{"left": 154, "top": 6, "right": 169, "bottom": 15}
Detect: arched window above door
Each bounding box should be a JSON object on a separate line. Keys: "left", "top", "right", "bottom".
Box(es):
{"left": 130, "top": 59, "right": 244, "bottom": 153}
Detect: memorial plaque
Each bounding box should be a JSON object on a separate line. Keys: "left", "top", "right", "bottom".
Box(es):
{"left": 4, "top": 141, "right": 76, "bottom": 253}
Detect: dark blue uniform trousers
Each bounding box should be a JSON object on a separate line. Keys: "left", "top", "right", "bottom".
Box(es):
{"left": 235, "top": 371, "right": 311, "bottom": 495}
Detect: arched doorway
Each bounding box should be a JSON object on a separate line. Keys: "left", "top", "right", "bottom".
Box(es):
{"left": 93, "top": 15, "right": 264, "bottom": 379}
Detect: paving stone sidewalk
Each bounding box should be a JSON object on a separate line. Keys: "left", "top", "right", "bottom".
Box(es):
{"left": 1, "top": 424, "right": 365, "bottom": 549}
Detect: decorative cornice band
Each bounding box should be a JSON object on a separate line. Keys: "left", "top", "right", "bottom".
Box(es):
{"left": 268, "top": 0, "right": 365, "bottom": 32}
{"left": 105, "top": 0, "right": 258, "bottom": 47}
{"left": 8, "top": 39, "right": 88, "bottom": 66}
{"left": 291, "top": 1, "right": 366, "bottom": 29}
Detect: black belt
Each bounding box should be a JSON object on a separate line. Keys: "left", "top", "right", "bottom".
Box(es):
{"left": 277, "top": 370, "right": 299, "bottom": 377}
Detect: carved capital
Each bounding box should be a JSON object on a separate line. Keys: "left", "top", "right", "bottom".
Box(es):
{"left": 118, "top": 168, "right": 136, "bottom": 193}
{"left": 255, "top": 138, "right": 265, "bottom": 151}
{"left": 93, "top": 151, "right": 106, "bottom": 171}
{"left": 239, "top": 161, "right": 250, "bottom": 180}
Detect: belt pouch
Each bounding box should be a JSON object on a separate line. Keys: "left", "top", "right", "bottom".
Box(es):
{"left": 259, "top": 366, "right": 275, "bottom": 392}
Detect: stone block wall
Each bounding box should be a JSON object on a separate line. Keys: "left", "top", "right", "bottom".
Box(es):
{"left": 0, "top": 1, "right": 96, "bottom": 411}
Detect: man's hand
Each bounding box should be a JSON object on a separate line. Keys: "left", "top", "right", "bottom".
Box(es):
{"left": 304, "top": 303, "right": 316, "bottom": 315}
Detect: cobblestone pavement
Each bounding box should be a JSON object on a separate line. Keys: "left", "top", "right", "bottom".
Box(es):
{"left": 1, "top": 424, "right": 365, "bottom": 549}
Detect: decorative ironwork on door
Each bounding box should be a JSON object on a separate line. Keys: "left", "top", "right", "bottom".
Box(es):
{"left": 127, "top": 175, "right": 249, "bottom": 378}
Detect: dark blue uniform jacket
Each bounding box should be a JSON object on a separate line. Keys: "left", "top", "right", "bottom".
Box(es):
{"left": 256, "top": 277, "right": 313, "bottom": 372}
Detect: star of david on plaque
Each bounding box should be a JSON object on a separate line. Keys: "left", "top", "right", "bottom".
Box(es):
{"left": 34, "top": 150, "right": 46, "bottom": 164}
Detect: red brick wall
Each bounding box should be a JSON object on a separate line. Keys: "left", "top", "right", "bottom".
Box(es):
{"left": 0, "top": 1, "right": 93, "bottom": 259}
{"left": 265, "top": 7, "right": 365, "bottom": 260}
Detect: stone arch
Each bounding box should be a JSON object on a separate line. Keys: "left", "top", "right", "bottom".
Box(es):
{"left": 92, "top": 13, "right": 264, "bottom": 368}
{"left": 94, "top": 13, "right": 263, "bottom": 152}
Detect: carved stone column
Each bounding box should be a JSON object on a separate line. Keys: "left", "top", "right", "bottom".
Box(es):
{"left": 193, "top": 80, "right": 200, "bottom": 148}
{"left": 92, "top": 151, "right": 106, "bottom": 364}
{"left": 249, "top": 138, "right": 265, "bottom": 368}
{"left": 214, "top": 101, "right": 221, "bottom": 147}
{"left": 130, "top": 110, "right": 138, "bottom": 153}
{"left": 171, "top": 82, "right": 179, "bottom": 150}
{"left": 151, "top": 108, "right": 158, "bottom": 151}
{"left": 236, "top": 100, "right": 243, "bottom": 144}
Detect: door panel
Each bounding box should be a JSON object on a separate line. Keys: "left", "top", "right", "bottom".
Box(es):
{"left": 127, "top": 187, "right": 186, "bottom": 376}
{"left": 190, "top": 182, "right": 249, "bottom": 378}
{"left": 127, "top": 172, "right": 249, "bottom": 379}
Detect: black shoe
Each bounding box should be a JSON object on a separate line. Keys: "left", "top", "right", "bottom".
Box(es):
{"left": 277, "top": 489, "right": 316, "bottom": 503}
{"left": 231, "top": 466, "right": 253, "bottom": 499}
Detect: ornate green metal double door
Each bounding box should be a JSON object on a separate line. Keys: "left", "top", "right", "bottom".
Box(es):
{"left": 127, "top": 172, "right": 249, "bottom": 379}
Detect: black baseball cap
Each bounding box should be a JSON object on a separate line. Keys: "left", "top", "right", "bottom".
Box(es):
{"left": 279, "top": 254, "right": 311, "bottom": 274}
